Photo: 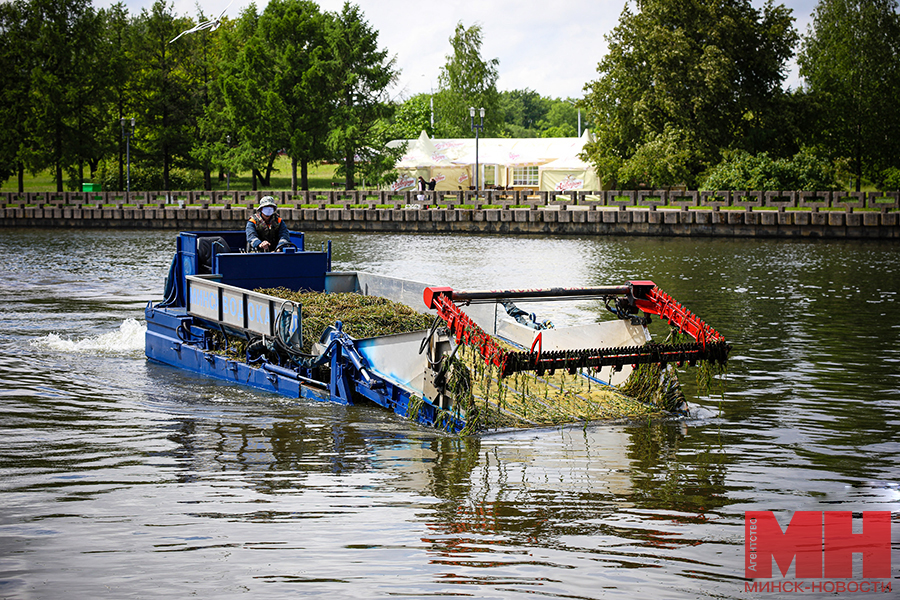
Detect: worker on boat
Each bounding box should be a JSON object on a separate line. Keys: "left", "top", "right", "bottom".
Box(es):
{"left": 246, "top": 196, "right": 291, "bottom": 252}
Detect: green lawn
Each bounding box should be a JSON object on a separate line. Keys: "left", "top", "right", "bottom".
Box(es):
{"left": 2, "top": 157, "right": 888, "bottom": 195}
{"left": 1, "top": 158, "right": 347, "bottom": 193}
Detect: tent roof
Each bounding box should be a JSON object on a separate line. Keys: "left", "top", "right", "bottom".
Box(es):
{"left": 389, "top": 131, "right": 593, "bottom": 168}
{"left": 392, "top": 130, "right": 452, "bottom": 168}
{"left": 537, "top": 130, "right": 595, "bottom": 170}
{"left": 540, "top": 155, "right": 592, "bottom": 170}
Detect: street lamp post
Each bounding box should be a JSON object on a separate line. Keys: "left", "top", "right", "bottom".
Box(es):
{"left": 567, "top": 100, "right": 582, "bottom": 137}
{"left": 225, "top": 135, "right": 231, "bottom": 191}
{"left": 469, "top": 107, "right": 484, "bottom": 192}
{"left": 121, "top": 118, "right": 135, "bottom": 194}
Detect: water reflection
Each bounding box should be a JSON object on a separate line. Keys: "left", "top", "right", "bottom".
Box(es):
{"left": 625, "top": 422, "right": 731, "bottom": 513}
{"left": 146, "top": 393, "right": 746, "bottom": 589}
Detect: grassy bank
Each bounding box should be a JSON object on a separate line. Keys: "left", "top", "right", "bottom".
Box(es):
{"left": 3, "top": 156, "right": 882, "bottom": 193}
{"left": 1, "top": 158, "right": 345, "bottom": 193}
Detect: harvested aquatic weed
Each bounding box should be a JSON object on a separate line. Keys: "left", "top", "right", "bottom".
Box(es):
{"left": 258, "top": 287, "right": 434, "bottom": 353}
{"left": 655, "top": 326, "right": 728, "bottom": 403}
{"left": 457, "top": 343, "right": 661, "bottom": 429}
{"left": 617, "top": 363, "right": 686, "bottom": 412}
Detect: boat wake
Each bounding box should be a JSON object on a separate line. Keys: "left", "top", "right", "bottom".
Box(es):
{"left": 32, "top": 318, "right": 146, "bottom": 355}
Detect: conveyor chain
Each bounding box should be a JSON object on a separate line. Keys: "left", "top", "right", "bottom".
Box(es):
{"left": 500, "top": 340, "right": 732, "bottom": 377}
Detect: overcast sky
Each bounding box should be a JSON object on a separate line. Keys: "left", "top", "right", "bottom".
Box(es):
{"left": 96, "top": 0, "right": 820, "bottom": 99}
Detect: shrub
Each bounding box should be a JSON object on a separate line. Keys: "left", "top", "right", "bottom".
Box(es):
{"left": 616, "top": 127, "right": 703, "bottom": 189}
{"left": 879, "top": 167, "right": 900, "bottom": 190}
{"left": 94, "top": 160, "right": 204, "bottom": 191}
{"left": 700, "top": 148, "right": 841, "bottom": 191}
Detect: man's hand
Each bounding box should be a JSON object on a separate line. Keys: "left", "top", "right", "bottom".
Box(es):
{"left": 258, "top": 240, "right": 271, "bottom": 251}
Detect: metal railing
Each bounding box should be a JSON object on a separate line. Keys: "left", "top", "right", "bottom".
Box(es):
{"left": 2, "top": 189, "right": 898, "bottom": 213}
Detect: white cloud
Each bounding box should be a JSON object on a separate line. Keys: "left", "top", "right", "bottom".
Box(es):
{"left": 98, "top": 0, "right": 820, "bottom": 98}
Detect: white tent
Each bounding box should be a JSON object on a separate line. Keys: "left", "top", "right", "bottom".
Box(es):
{"left": 389, "top": 132, "right": 472, "bottom": 191}
{"left": 393, "top": 131, "right": 452, "bottom": 169}
{"left": 538, "top": 130, "right": 601, "bottom": 192}
{"left": 390, "top": 131, "right": 453, "bottom": 191}
{"left": 388, "top": 131, "right": 601, "bottom": 192}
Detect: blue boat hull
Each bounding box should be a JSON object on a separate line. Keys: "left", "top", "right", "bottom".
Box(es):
{"left": 145, "top": 295, "right": 466, "bottom": 433}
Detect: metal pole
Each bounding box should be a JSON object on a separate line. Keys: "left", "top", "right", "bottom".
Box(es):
{"left": 121, "top": 117, "right": 134, "bottom": 194}
{"left": 125, "top": 133, "right": 131, "bottom": 194}
{"left": 450, "top": 285, "right": 633, "bottom": 302}
{"left": 119, "top": 119, "right": 124, "bottom": 191}
{"left": 568, "top": 100, "right": 583, "bottom": 137}
{"left": 475, "top": 124, "right": 479, "bottom": 192}
{"left": 470, "top": 107, "right": 485, "bottom": 192}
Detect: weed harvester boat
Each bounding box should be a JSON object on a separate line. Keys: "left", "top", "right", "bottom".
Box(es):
{"left": 145, "top": 231, "right": 730, "bottom": 433}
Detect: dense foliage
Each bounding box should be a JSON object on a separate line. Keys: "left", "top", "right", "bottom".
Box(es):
{"left": 2, "top": 0, "right": 899, "bottom": 192}
{"left": 0, "top": 0, "right": 399, "bottom": 192}
{"left": 581, "top": 0, "right": 799, "bottom": 189}
{"left": 396, "top": 89, "right": 587, "bottom": 141}
{"left": 699, "top": 148, "right": 844, "bottom": 191}
{"left": 798, "top": 0, "right": 900, "bottom": 191}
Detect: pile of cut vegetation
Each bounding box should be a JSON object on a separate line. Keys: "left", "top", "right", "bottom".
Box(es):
{"left": 450, "top": 342, "right": 664, "bottom": 431}
{"left": 258, "top": 287, "right": 434, "bottom": 353}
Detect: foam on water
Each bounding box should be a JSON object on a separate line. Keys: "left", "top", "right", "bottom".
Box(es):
{"left": 32, "top": 318, "right": 146, "bottom": 354}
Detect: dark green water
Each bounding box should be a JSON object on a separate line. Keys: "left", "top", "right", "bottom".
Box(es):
{"left": 0, "top": 229, "right": 897, "bottom": 598}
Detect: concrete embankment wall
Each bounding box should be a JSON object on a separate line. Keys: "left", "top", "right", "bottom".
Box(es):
{"left": 2, "top": 189, "right": 898, "bottom": 238}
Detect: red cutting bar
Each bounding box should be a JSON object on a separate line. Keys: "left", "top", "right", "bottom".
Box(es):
{"left": 423, "top": 283, "right": 728, "bottom": 377}
{"left": 424, "top": 288, "right": 510, "bottom": 372}
{"left": 630, "top": 282, "right": 726, "bottom": 344}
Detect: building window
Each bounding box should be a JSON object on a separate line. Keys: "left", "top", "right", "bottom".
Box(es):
{"left": 512, "top": 166, "right": 538, "bottom": 186}
{"left": 483, "top": 165, "right": 497, "bottom": 187}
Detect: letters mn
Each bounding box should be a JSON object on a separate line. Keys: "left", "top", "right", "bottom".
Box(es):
{"left": 745, "top": 511, "right": 891, "bottom": 579}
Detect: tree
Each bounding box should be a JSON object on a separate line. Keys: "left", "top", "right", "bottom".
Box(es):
{"left": 186, "top": 22, "right": 231, "bottom": 191}
{"left": 581, "top": 0, "right": 797, "bottom": 188}
{"left": 257, "top": 0, "right": 330, "bottom": 191}
{"left": 322, "top": 2, "right": 398, "bottom": 190}
{"left": 434, "top": 22, "right": 500, "bottom": 138}
{"left": 392, "top": 93, "right": 434, "bottom": 139}
{"left": 27, "top": 0, "right": 109, "bottom": 192}
{"left": 799, "top": 0, "right": 900, "bottom": 191}
{"left": 0, "top": 0, "right": 33, "bottom": 191}
{"left": 200, "top": 4, "right": 270, "bottom": 190}
{"left": 499, "top": 89, "right": 549, "bottom": 137}
{"left": 99, "top": 3, "right": 136, "bottom": 192}
{"left": 129, "top": 0, "right": 198, "bottom": 191}
{"left": 214, "top": 0, "right": 331, "bottom": 192}
{"left": 176, "top": 5, "right": 229, "bottom": 191}
{"left": 538, "top": 99, "right": 583, "bottom": 137}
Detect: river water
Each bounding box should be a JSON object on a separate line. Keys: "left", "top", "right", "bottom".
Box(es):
{"left": 0, "top": 229, "right": 897, "bottom": 599}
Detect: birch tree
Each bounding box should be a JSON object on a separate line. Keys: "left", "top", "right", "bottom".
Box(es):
{"left": 435, "top": 22, "right": 500, "bottom": 138}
